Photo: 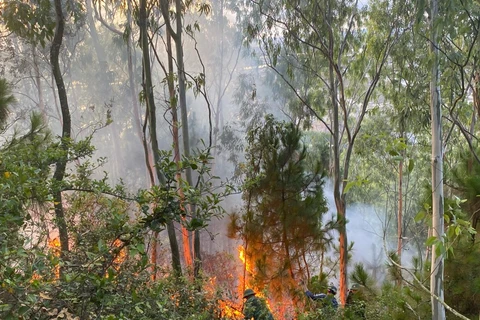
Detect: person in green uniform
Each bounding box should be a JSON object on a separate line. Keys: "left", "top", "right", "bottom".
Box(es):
{"left": 242, "top": 288, "right": 274, "bottom": 320}
{"left": 346, "top": 283, "right": 366, "bottom": 319}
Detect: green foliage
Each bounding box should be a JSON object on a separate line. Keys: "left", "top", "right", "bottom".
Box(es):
{"left": 360, "top": 283, "right": 430, "bottom": 320}
{"left": 0, "top": 79, "right": 15, "bottom": 127}
{"left": 449, "top": 145, "right": 480, "bottom": 241}
{"left": 298, "top": 305, "right": 338, "bottom": 320}
{"left": 349, "top": 263, "right": 374, "bottom": 289}
{"left": 1, "top": 0, "right": 85, "bottom": 47}
{"left": 299, "top": 274, "right": 433, "bottom": 319}
{"left": 0, "top": 102, "right": 232, "bottom": 318}
{"left": 1, "top": 0, "right": 55, "bottom": 47}
{"left": 1, "top": 229, "right": 223, "bottom": 319}
{"left": 386, "top": 252, "right": 402, "bottom": 284}
{"left": 306, "top": 275, "right": 329, "bottom": 296}
{"left": 444, "top": 240, "right": 480, "bottom": 317}
{"left": 0, "top": 144, "right": 228, "bottom": 319}
{"left": 416, "top": 193, "right": 476, "bottom": 259}
{"left": 0, "top": 112, "right": 53, "bottom": 232}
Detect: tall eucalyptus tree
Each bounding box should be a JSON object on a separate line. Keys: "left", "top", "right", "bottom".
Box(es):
{"left": 159, "top": 2, "right": 194, "bottom": 273}
{"left": 161, "top": 0, "right": 213, "bottom": 277}
{"left": 50, "top": 0, "right": 72, "bottom": 263}
{"left": 429, "top": 0, "right": 445, "bottom": 317}
{"left": 139, "top": 0, "right": 182, "bottom": 275}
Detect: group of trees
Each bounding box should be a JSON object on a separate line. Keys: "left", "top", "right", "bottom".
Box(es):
{"left": 0, "top": 0, "right": 480, "bottom": 319}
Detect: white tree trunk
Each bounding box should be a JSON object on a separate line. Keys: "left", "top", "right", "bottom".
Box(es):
{"left": 430, "top": 0, "right": 445, "bottom": 318}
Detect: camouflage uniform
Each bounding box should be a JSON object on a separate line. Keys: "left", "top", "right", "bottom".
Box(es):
{"left": 346, "top": 284, "right": 366, "bottom": 319}
{"left": 243, "top": 289, "right": 274, "bottom": 320}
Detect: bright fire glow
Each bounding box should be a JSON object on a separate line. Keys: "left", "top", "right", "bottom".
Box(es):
{"left": 217, "top": 245, "right": 279, "bottom": 319}
{"left": 106, "top": 239, "right": 128, "bottom": 278}
{"left": 218, "top": 299, "right": 243, "bottom": 319}
{"left": 111, "top": 239, "right": 127, "bottom": 268}
{"left": 238, "top": 245, "right": 253, "bottom": 274}
{"left": 48, "top": 237, "right": 61, "bottom": 279}
{"left": 237, "top": 245, "right": 276, "bottom": 316}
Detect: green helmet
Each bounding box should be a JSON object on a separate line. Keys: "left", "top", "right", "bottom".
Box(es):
{"left": 243, "top": 288, "right": 256, "bottom": 298}
{"left": 350, "top": 283, "right": 361, "bottom": 291}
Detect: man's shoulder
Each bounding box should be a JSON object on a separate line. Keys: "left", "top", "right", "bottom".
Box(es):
{"left": 248, "top": 296, "right": 263, "bottom": 306}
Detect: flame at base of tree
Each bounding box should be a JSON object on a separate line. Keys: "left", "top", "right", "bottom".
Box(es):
{"left": 207, "top": 277, "right": 244, "bottom": 319}
{"left": 237, "top": 245, "right": 297, "bottom": 319}
{"left": 237, "top": 245, "right": 278, "bottom": 316}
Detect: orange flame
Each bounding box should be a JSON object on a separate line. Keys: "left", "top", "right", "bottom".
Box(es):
{"left": 105, "top": 239, "right": 127, "bottom": 278}
{"left": 48, "top": 237, "right": 61, "bottom": 254}
{"left": 48, "top": 237, "right": 61, "bottom": 279}
{"left": 238, "top": 245, "right": 253, "bottom": 274}
{"left": 218, "top": 299, "right": 243, "bottom": 318}
{"left": 237, "top": 245, "right": 277, "bottom": 318}
{"left": 111, "top": 239, "right": 127, "bottom": 267}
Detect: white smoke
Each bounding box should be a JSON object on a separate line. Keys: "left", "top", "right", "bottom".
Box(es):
{"left": 323, "top": 179, "right": 419, "bottom": 285}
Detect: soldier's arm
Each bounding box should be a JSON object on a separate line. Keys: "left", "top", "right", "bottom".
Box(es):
{"left": 306, "top": 290, "right": 326, "bottom": 301}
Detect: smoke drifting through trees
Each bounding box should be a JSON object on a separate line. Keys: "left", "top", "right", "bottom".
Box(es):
{"left": 1, "top": 0, "right": 480, "bottom": 319}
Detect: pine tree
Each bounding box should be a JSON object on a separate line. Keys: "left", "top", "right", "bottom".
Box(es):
{"left": 233, "top": 114, "right": 332, "bottom": 300}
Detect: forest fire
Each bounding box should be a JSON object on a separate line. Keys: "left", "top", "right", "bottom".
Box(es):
{"left": 218, "top": 299, "right": 243, "bottom": 319}
{"left": 111, "top": 238, "right": 127, "bottom": 269}
{"left": 213, "top": 245, "right": 256, "bottom": 319}
{"left": 48, "top": 237, "right": 61, "bottom": 279}
{"left": 237, "top": 245, "right": 293, "bottom": 318}
{"left": 238, "top": 245, "right": 268, "bottom": 299}
{"left": 236, "top": 245, "right": 276, "bottom": 317}
{"left": 203, "top": 274, "right": 242, "bottom": 319}
{"left": 238, "top": 245, "right": 253, "bottom": 274}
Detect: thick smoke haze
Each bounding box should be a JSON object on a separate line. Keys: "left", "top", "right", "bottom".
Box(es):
{"left": 322, "top": 179, "right": 421, "bottom": 286}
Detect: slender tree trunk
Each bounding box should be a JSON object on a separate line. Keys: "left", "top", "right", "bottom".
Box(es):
{"left": 139, "top": 0, "right": 163, "bottom": 186}
{"left": 212, "top": 0, "right": 225, "bottom": 159}
{"left": 173, "top": 0, "right": 200, "bottom": 277}
{"left": 167, "top": 28, "right": 193, "bottom": 270}
{"left": 425, "top": 226, "right": 432, "bottom": 262}
{"left": 126, "top": 0, "right": 147, "bottom": 160}
{"left": 303, "top": 252, "right": 310, "bottom": 280}
{"left": 51, "top": 0, "right": 71, "bottom": 270}
{"left": 472, "top": 72, "right": 480, "bottom": 243}
{"left": 430, "top": 0, "right": 445, "bottom": 318}
{"left": 397, "top": 159, "right": 403, "bottom": 286}
{"left": 281, "top": 191, "right": 294, "bottom": 279}
{"left": 160, "top": 0, "right": 193, "bottom": 273}
{"left": 283, "top": 229, "right": 294, "bottom": 280}
{"left": 473, "top": 71, "right": 480, "bottom": 119}
{"left": 125, "top": 0, "right": 155, "bottom": 184}
{"left": 397, "top": 126, "right": 405, "bottom": 286}
{"left": 328, "top": 0, "right": 347, "bottom": 303}
{"left": 85, "top": 0, "right": 107, "bottom": 72}
{"left": 139, "top": 0, "right": 182, "bottom": 276}
{"left": 150, "top": 231, "right": 158, "bottom": 280}
{"left": 32, "top": 45, "right": 47, "bottom": 122}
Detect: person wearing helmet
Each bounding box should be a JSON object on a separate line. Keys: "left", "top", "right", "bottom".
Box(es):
{"left": 242, "top": 288, "right": 274, "bottom": 320}
{"left": 301, "top": 281, "right": 339, "bottom": 309}
{"left": 346, "top": 283, "right": 366, "bottom": 319}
